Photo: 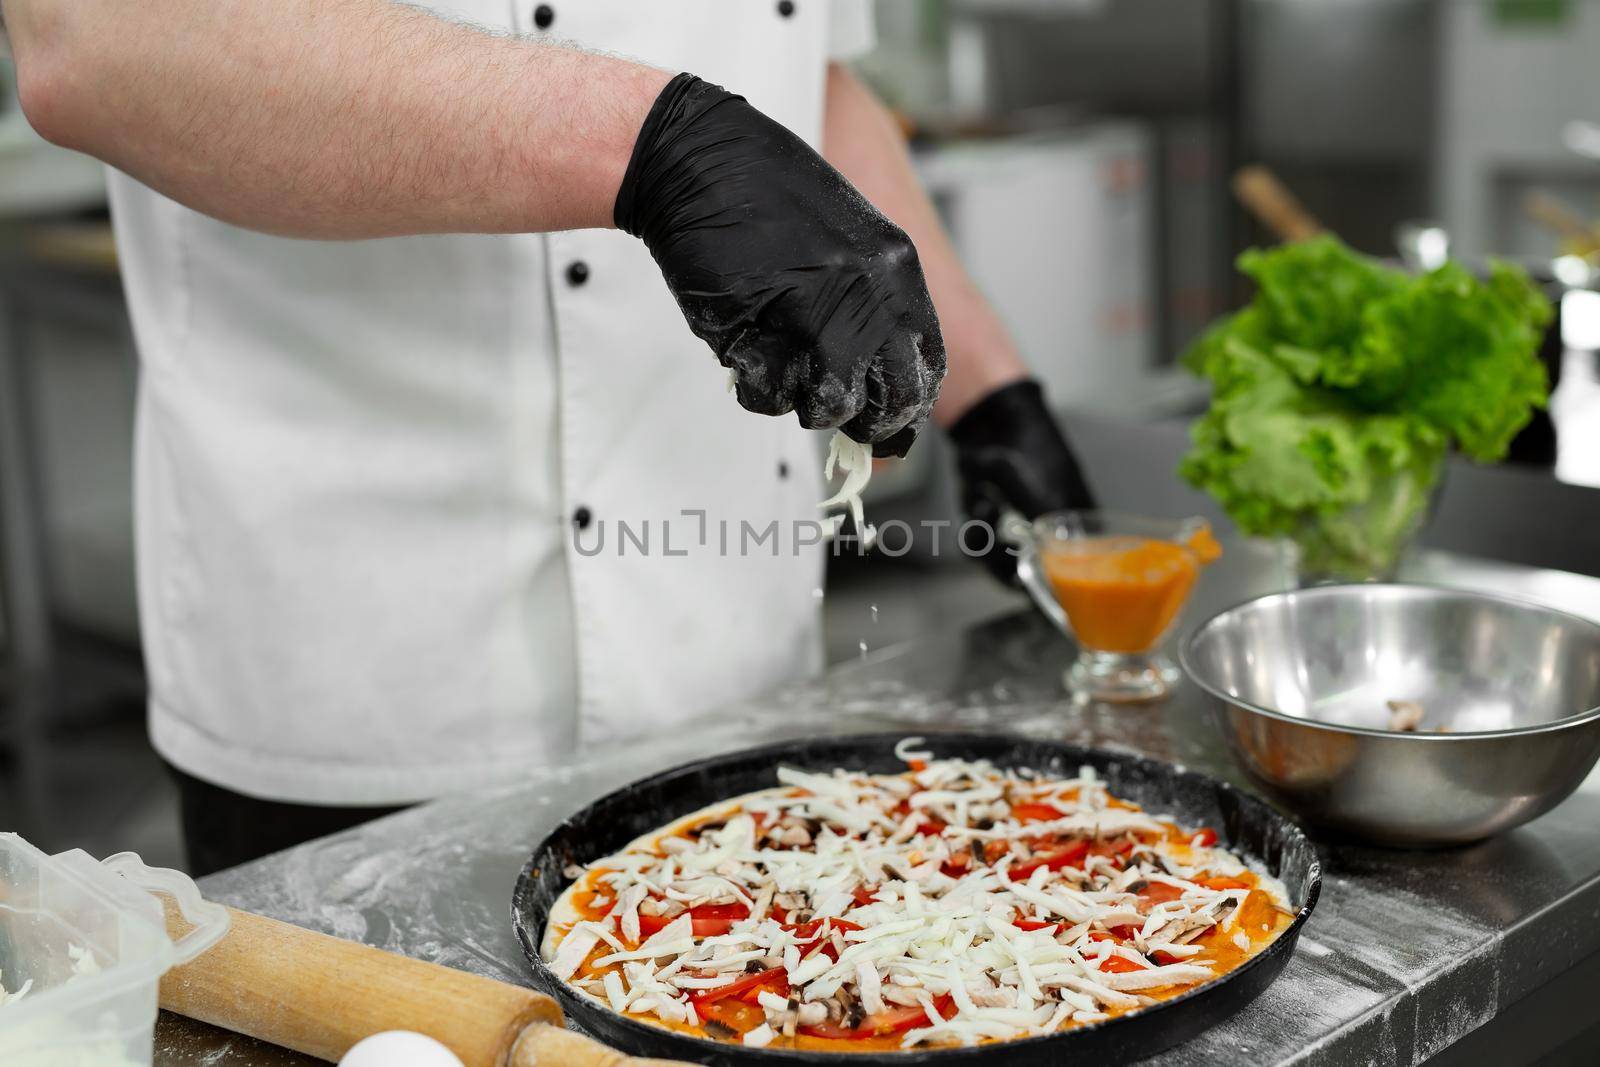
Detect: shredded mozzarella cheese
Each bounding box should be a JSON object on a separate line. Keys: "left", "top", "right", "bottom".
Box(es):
{"left": 547, "top": 749, "right": 1292, "bottom": 1050}
{"left": 0, "top": 972, "right": 33, "bottom": 1007}
{"left": 819, "top": 431, "right": 874, "bottom": 543}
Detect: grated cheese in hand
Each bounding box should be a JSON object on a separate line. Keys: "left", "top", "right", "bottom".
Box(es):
{"left": 819, "top": 431, "right": 874, "bottom": 544}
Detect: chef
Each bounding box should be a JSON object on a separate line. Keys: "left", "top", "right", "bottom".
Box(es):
{"left": 3, "top": 0, "right": 1095, "bottom": 874}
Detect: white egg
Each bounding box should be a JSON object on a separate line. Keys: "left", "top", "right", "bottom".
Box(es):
{"left": 339, "top": 1031, "right": 465, "bottom": 1067}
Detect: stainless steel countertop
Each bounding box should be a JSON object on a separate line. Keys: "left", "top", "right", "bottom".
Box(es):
{"left": 152, "top": 543, "right": 1600, "bottom": 1065}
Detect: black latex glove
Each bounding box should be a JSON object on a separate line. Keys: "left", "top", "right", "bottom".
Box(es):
{"left": 615, "top": 74, "right": 946, "bottom": 458}
{"left": 948, "top": 379, "right": 1098, "bottom": 583}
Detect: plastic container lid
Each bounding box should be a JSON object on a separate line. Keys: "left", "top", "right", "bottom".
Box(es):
{"left": 0, "top": 834, "right": 230, "bottom": 1065}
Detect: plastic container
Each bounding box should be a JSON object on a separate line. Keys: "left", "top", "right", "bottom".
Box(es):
{"left": 0, "top": 834, "right": 230, "bottom": 1066}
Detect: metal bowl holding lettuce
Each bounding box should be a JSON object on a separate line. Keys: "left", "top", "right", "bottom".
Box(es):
{"left": 1178, "top": 236, "right": 1554, "bottom": 584}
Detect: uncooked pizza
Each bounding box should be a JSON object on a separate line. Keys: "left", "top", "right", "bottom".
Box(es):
{"left": 541, "top": 740, "right": 1294, "bottom": 1052}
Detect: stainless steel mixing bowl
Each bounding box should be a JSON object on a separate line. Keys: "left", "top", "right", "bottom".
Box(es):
{"left": 1181, "top": 584, "right": 1600, "bottom": 846}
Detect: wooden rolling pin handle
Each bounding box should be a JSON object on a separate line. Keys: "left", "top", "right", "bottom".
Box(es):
{"left": 1232, "top": 164, "right": 1324, "bottom": 243}
{"left": 160, "top": 902, "right": 685, "bottom": 1067}
{"left": 1524, "top": 191, "right": 1597, "bottom": 241}
{"left": 511, "top": 1023, "right": 686, "bottom": 1067}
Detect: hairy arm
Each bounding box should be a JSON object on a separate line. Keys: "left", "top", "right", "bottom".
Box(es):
{"left": 821, "top": 64, "right": 1027, "bottom": 426}
{"left": 0, "top": 0, "right": 670, "bottom": 237}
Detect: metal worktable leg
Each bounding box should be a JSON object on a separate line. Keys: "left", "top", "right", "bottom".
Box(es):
{"left": 0, "top": 284, "right": 54, "bottom": 831}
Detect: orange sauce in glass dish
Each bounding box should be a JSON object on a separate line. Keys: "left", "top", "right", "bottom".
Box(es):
{"left": 1041, "top": 525, "right": 1221, "bottom": 654}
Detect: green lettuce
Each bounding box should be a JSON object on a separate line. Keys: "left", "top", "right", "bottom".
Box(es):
{"left": 1180, "top": 236, "right": 1551, "bottom": 579}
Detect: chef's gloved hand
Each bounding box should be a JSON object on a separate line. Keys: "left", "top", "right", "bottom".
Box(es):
{"left": 615, "top": 74, "right": 946, "bottom": 458}
{"left": 949, "top": 379, "right": 1097, "bottom": 584}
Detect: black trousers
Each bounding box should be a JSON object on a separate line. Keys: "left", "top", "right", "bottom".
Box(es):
{"left": 166, "top": 762, "right": 407, "bottom": 877}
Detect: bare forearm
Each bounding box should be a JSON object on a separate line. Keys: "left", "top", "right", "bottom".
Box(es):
{"left": 821, "top": 64, "right": 1026, "bottom": 427}
{"left": 2, "top": 0, "right": 669, "bottom": 237}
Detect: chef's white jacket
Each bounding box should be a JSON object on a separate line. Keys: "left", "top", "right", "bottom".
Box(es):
{"left": 110, "top": 0, "right": 875, "bottom": 805}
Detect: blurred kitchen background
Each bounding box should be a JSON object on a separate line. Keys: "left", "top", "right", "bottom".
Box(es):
{"left": 4, "top": 0, "right": 1600, "bottom": 870}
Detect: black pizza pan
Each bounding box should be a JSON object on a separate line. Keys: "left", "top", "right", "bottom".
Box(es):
{"left": 511, "top": 732, "right": 1321, "bottom": 1066}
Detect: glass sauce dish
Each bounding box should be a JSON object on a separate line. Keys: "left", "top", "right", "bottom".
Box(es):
{"left": 1015, "top": 511, "right": 1221, "bottom": 703}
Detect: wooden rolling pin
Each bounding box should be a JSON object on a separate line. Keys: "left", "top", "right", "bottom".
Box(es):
{"left": 1524, "top": 191, "right": 1600, "bottom": 257}
{"left": 161, "top": 902, "right": 685, "bottom": 1067}
{"left": 1232, "top": 164, "right": 1324, "bottom": 243}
